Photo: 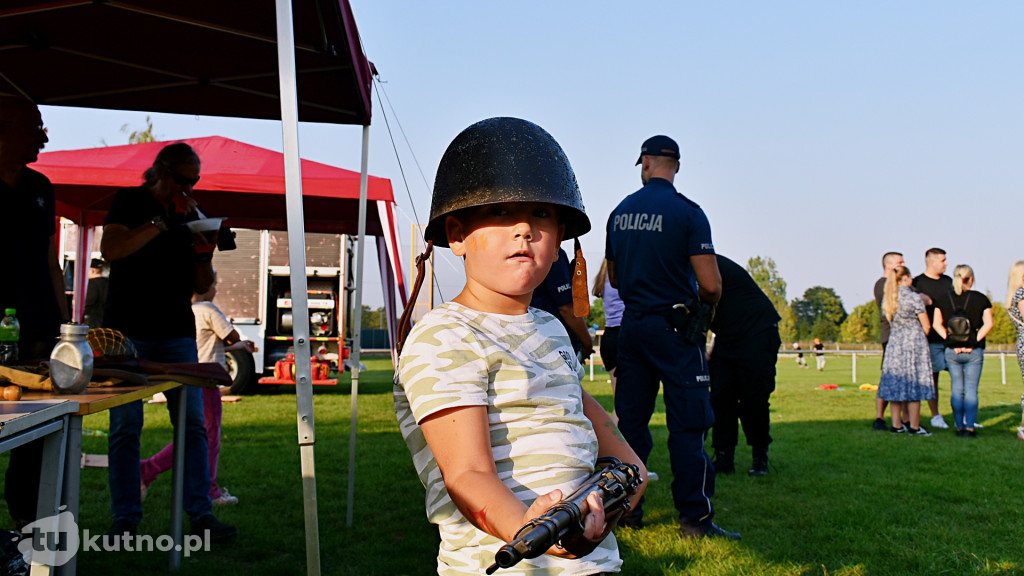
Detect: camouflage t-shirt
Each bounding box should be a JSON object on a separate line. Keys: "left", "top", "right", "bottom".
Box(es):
{"left": 395, "top": 302, "right": 621, "bottom": 575}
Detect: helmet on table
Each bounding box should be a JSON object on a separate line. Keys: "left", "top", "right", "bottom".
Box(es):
{"left": 423, "top": 117, "right": 590, "bottom": 248}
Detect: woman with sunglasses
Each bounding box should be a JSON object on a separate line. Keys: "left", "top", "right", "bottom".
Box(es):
{"left": 100, "top": 142, "right": 237, "bottom": 542}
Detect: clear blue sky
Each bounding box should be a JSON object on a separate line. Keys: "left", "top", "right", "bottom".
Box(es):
{"left": 38, "top": 1, "right": 1024, "bottom": 315}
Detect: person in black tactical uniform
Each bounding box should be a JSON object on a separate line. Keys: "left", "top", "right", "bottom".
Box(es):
{"left": 707, "top": 255, "right": 780, "bottom": 477}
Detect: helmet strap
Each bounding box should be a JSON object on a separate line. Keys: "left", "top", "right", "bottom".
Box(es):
{"left": 396, "top": 240, "right": 434, "bottom": 355}
{"left": 570, "top": 237, "right": 590, "bottom": 318}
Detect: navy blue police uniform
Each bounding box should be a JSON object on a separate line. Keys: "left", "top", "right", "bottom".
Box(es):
{"left": 531, "top": 248, "right": 582, "bottom": 354}
{"left": 605, "top": 175, "right": 718, "bottom": 528}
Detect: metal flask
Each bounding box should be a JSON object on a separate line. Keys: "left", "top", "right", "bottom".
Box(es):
{"left": 50, "top": 323, "right": 94, "bottom": 394}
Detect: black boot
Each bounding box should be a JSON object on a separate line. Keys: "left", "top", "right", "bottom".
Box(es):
{"left": 749, "top": 446, "right": 769, "bottom": 476}
{"left": 713, "top": 450, "right": 735, "bottom": 475}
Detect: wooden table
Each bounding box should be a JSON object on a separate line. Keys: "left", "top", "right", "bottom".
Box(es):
{"left": 0, "top": 399, "right": 78, "bottom": 576}
{"left": 23, "top": 381, "right": 192, "bottom": 575}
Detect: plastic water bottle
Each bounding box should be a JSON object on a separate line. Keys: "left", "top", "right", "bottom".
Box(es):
{"left": 0, "top": 308, "right": 20, "bottom": 366}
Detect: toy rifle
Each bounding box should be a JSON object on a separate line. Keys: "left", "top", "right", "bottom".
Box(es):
{"left": 485, "top": 457, "right": 643, "bottom": 574}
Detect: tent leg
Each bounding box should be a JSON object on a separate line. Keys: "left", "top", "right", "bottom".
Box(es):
{"left": 300, "top": 444, "right": 320, "bottom": 574}
{"left": 73, "top": 225, "right": 95, "bottom": 323}
{"left": 347, "top": 124, "right": 370, "bottom": 528}
{"left": 275, "top": 0, "right": 319, "bottom": 574}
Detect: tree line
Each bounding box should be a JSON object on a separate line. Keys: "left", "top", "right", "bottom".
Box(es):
{"left": 587, "top": 256, "right": 1018, "bottom": 345}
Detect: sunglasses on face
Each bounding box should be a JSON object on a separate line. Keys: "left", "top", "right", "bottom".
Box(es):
{"left": 169, "top": 171, "right": 200, "bottom": 187}
{"left": 163, "top": 166, "right": 200, "bottom": 187}
{"left": 0, "top": 120, "right": 45, "bottom": 134}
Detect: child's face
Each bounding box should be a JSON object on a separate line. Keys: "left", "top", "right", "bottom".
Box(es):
{"left": 446, "top": 202, "right": 564, "bottom": 313}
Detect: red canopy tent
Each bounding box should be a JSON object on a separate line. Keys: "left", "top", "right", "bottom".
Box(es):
{"left": 31, "top": 135, "right": 408, "bottom": 334}
{"left": 35, "top": 135, "right": 396, "bottom": 234}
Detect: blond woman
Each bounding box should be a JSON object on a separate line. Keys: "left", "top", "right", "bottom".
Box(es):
{"left": 1006, "top": 261, "right": 1024, "bottom": 439}
{"left": 933, "top": 265, "right": 993, "bottom": 437}
{"left": 879, "top": 266, "right": 934, "bottom": 435}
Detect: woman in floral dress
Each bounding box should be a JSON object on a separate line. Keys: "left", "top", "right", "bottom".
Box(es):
{"left": 879, "top": 266, "right": 934, "bottom": 435}
{"left": 1006, "top": 261, "right": 1024, "bottom": 440}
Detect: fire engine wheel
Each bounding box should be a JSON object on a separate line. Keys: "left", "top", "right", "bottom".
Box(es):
{"left": 225, "top": 349, "right": 257, "bottom": 395}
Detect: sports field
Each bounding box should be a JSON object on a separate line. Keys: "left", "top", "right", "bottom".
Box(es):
{"left": 4, "top": 353, "right": 1023, "bottom": 575}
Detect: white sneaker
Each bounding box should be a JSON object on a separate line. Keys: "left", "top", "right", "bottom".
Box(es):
{"left": 973, "top": 422, "right": 984, "bottom": 428}
{"left": 212, "top": 488, "right": 239, "bottom": 506}
{"left": 930, "top": 415, "right": 950, "bottom": 429}
{"left": 647, "top": 471, "right": 660, "bottom": 482}
{"left": 1017, "top": 426, "right": 1024, "bottom": 441}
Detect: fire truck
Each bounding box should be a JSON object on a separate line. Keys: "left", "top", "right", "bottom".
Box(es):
{"left": 211, "top": 229, "right": 357, "bottom": 394}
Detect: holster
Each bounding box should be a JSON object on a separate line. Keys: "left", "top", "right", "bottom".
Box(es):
{"left": 668, "top": 300, "right": 715, "bottom": 346}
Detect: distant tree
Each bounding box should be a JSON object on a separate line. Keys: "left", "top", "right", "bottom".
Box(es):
{"left": 121, "top": 115, "right": 157, "bottom": 144}
{"left": 792, "top": 286, "right": 847, "bottom": 341}
{"left": 840, "top": 301, "right": 879, "bottom": 344}
{"left": 746, "top": 256, "right": 796, "bottom": 341}
{"left": 360, "top": 305, "right": 386, "bottom": 329}
{"left": 747, "top": 256, "right": 787, "bottom": 309}
{"left": 587, "top": 298, "right": 606, "bottom": 329}
{"left": 988, "top": 300, "right": 1015, "bottom": 345}
{"left": 863, "top": 300, "right": 881, "bottom": 341}
{"left": 777, "top": 306, "right": 797, "bottom": 344}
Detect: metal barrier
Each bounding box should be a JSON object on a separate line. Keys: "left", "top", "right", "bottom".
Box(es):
{"left": 785, "top": 349, "right": 1016, "bottom": 385}
{"left": 587, "top": 349, "right": 1020, "bottom": 386}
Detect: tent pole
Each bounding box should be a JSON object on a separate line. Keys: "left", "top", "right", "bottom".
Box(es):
{"left": 73, "top": 224, "right": 95, "bottom": 324}
{"left": 274, "top": 1, "right": 320, "bottom": 574}
{"left": 346, "top": 124, "right": 370, "bottom": 527}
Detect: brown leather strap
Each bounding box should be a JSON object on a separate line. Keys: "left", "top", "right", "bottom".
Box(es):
{"left": 571, "top": 237, "right": 590, "bottom": 317}
{"left": 396, "top": 241, "right": 433, "bottom": 355}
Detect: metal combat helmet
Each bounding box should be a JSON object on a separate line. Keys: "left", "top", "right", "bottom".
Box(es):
{"left": 424, "top": 117, "right": 591, "bottom": 248}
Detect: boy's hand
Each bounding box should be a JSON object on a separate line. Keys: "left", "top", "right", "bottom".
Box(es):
{"left": 522, "top": 489, "right": 561, "bottom": 527}
{"left": 524, "top": 489, "right": 608, "bottom": 560}
{"left": 558, "top": 491, "right": 608, "bottom": 558}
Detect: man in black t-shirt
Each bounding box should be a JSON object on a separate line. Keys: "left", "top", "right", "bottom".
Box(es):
{"left": 912, "top": 248, "right": 952, "bottom": 430}
{"left": 0, "top": 95, "right": 70, "bottom": 530}
{"left": 708, "top": 255, "right": 781, "bottom": 477}
{"left": 871, "top": 251, "right": 904, "bottom": 430}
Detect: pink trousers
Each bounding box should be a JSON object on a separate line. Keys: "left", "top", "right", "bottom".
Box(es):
{"left": 140, "top": 387, "right": 223, "bottom": 500}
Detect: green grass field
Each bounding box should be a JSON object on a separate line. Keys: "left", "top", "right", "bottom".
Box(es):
{"left": 4, "top": 353, "right": 1024, "bottom": 575}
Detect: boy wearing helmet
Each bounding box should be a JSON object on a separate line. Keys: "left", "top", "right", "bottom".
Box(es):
{"left": 395, "top": 118, "right": 646, "bottom": 575}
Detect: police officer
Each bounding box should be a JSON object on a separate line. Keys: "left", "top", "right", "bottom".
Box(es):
{"left": 531, "top": 247, "right": 595, "bottom": 361}
{"left": 708, "top": 254, "right": 781, "bottom": 477}
{"left": 605, "top": 135, "right": 739, "bottom": 539}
